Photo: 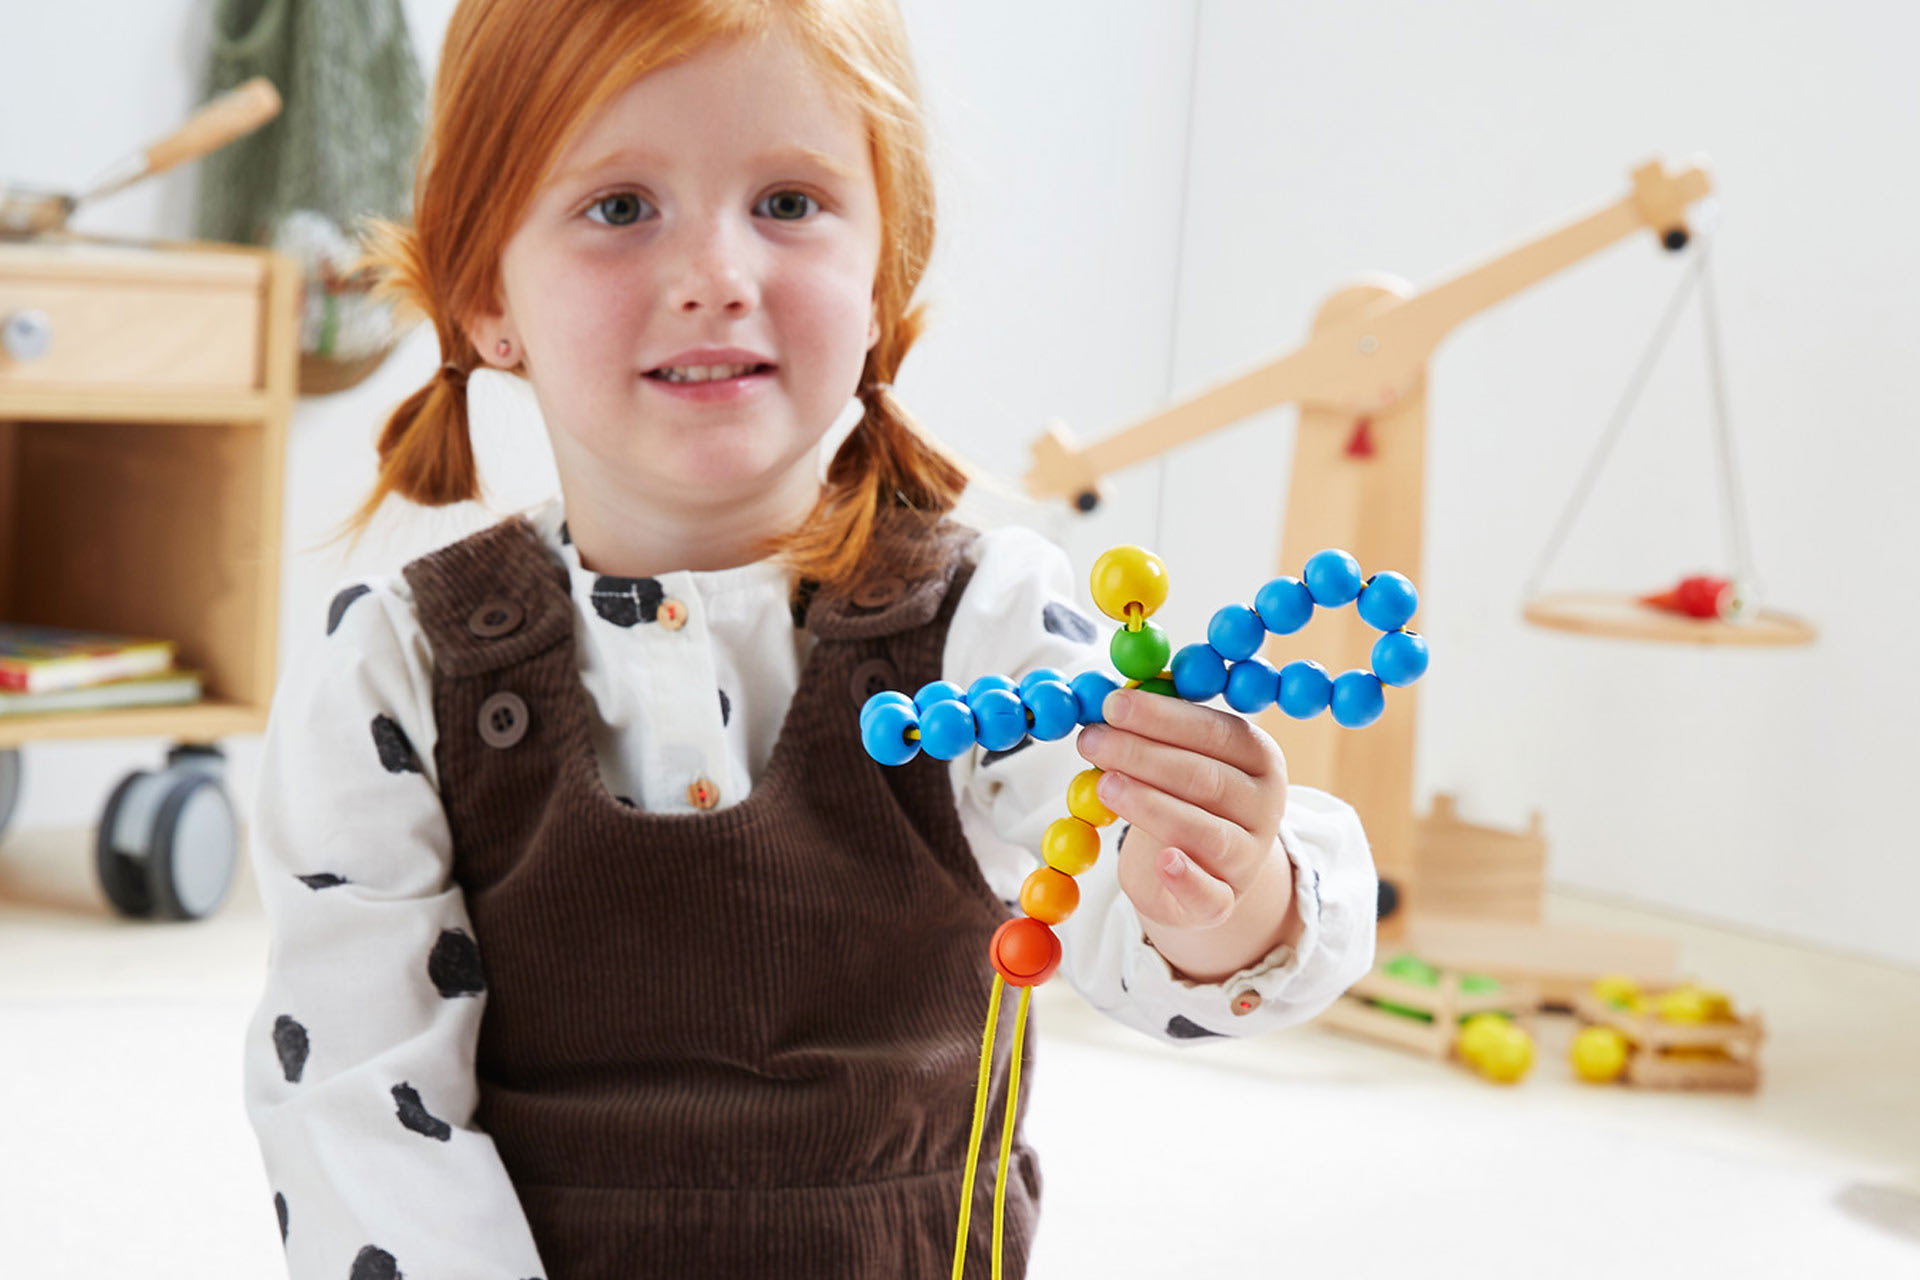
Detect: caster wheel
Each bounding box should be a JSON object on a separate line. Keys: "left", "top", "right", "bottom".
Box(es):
{"left": 1376, "top": 877, "right": 1401, "bottom": 922}
{"left": 95, "top": 754, "right": 238, "bottom": 921}
{"left": 0, "top": 748, "right": 20, "bottom": 843}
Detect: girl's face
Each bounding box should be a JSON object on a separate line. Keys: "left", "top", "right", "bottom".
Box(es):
{"left": 486, "top": 26, "right": 883, "bottom": 533}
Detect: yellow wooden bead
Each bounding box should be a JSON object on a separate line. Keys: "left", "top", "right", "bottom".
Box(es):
{"left": 1066, "top": 768, "right": 1116, "bottom": 826}
{"left": 1089, "top": 545, "right": 1170, "bottom": 623}
{"left": 1041, "top": 816, "right": 1101, "bottom": 876}
{"left": 1020, "top": 866, "right": 1081, "bottom": 924}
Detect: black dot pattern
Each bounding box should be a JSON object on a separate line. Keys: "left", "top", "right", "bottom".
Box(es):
{"left": 590, "top": 575, "right": 665, "bottom": 626}
{"left": 392, "top": 1082, "right": 452, "bottom": 1142}
{"left": 371, "top": 716, "right": 422, "bottom": 774}
{"left": 718, "top": 688, "right": 731, "bottom": 727}
{"left": 273, "top": 1015, "right": 310, "bottom": 1083}
{"left": 559, "top": 521, "right": 571, "bottom": 546}
{"left": 297, "top": 873, "right": 349, "bottom": 891}
{"left": 981, "top": 737, "right": 1034, "bottom": 767}
{"left": 1166, "top": 1015, "right": 1224, "bottom": 1040}
{"left": 350, "top": 1245, "right": 401, "bottom": 1280}
{"left": 327, "top": 585, "right": 372, "bottom": 636}
{"left": 275, "top": 1191, "right": 288, "bottom": 1244}
{"left": 790, "top": 578, "right": 820, "bottom": 628}
{"left": 427, "top": 929, "right": 486, "bottom": 998}
{"left": 1042, "top": 600, "right": 1096, "bottom": 644}
{"left": 617, "top": 796, "right": 636, "bottom": 807}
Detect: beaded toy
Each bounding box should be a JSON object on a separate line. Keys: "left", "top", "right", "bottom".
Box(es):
{"left": 858, "top": 545, "right": 1428, "bottom": 1278}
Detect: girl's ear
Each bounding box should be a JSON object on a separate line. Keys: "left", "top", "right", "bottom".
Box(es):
{"left": 867, "top": 299, "right": 880, "bottom": 350}
{"left": 464, "top": 311, "right": 521, "bottom": 369}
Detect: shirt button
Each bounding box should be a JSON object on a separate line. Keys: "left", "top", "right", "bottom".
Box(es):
{"left": 1230, "top": 989, "right": 1263, "bottom": 1017}
{"left": 687, "top": 778, "right": 720, "bottom": 810}
{"left": 852, "top": 575, "right": 906, "bottom": 609}
{"left": 848, "top": 657, "right": 901, "bottom": 710}
{"left": 658, "top": 598, "right": 688, "bottom": 630}
{"left": 467, "top": 598, "right": 524, "bottom": 638}
{"left": 477, "top": 691, "right": 530, "bottom": 749}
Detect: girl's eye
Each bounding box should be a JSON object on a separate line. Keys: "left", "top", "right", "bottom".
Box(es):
{"left": 586, "top": 192, "right": 653, "bottom": 227}
{"left": 757, "top": 190, "right": 818, "bottom": 221}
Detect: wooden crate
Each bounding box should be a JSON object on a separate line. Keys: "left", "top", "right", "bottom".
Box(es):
{"left": 1318, "top": 964, "right": 1538, "bottom": 1061}
{"left": 1411, "top": 793, "right": 1546, "bottom": 923}
{"left": 1574, "top": 988, "right": 1764, "bottom": 1092}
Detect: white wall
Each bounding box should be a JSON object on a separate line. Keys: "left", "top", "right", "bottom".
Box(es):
{"left": 4, "top": 1, "right": 1916, "bottom": 966}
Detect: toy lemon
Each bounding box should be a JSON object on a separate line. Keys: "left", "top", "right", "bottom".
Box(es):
{"left": 1591, "top": 973, "right": 1641, "bottom": 1009}
{"left": 1456, "top": 1012, "right": 1512, "bottom": 1067}
{"left": 1570, "top": 1025, "right": 1631, "bottom": 1083}
{"left": 1654, "top": 985, "right": 1718, "bottom": 1025}
{"left": 1473, "top": 1020, "right": 1535, "bottom": 1085}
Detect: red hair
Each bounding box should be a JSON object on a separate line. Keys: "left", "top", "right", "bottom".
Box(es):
{"left": 350, "top": 0, "right": 968, "bottom": 591}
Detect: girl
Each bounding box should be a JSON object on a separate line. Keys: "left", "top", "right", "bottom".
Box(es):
{"left": 242, "top": 2, "right": 1377, "bottom": 1277}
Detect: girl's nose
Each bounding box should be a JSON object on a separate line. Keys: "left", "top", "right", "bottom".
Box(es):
{"left": 668, "top": 222, "right": 757, "bottom": 315}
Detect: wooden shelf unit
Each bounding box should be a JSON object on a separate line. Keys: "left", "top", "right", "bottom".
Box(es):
{"left": 0, "top": 235, "right": 297, "bottom": 749}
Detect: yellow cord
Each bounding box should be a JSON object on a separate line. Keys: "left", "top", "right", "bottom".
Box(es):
{"left": 991, "top": 984, "right": 1033, "bottom": 1280}
{"left": 952, "top": 976, "right": 1005, "bottom": 1280}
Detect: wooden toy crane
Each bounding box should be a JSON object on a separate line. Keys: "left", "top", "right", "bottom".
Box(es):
{"left": 1024, "top": 156, "right": 1806, "bottom": 920}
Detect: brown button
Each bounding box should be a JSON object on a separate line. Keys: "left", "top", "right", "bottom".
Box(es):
{"left": 657, "top": 598, "right": 688, "bottom": 630}
{"left": 687, "top": 777, "right": 720, "bottom": 810}
{"left": 467, "top": 599, "right": 524, "bottom": 639}
{"left": 851, "top": 575, "right": 906, "bottom": 609}
{"left": 848, "top": 657, "right": 900, "bottom": 710}
{"left": 1230, "top": 989, "right": 1263, "bottom": 1017}
{"left": 477, "top": 691, "right": 529, "bottom": 749}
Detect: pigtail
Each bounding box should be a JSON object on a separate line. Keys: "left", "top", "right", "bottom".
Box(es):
{"left": 337, "top": 216, "right": 485, "bottom": 542}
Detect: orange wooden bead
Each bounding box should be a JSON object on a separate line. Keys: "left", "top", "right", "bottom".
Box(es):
{"left": 1019, "top": 865, "right": 1081, "bottom": 925}
{"left": 1041, "top": 816, "right": 1101, "bottom": 876}
{"left": 1066, "top": 767, "right": 1116, "bottom": 827}
{"left": 990, "top": 917, "right": 1062, "bottom": 987}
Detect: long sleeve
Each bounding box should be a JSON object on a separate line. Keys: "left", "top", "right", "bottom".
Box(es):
{"left": 944, "top": 526, "right": 1378, "bottom": 1044}
{"left": 242, "top": 578, "right": 548, "bottom": 1280}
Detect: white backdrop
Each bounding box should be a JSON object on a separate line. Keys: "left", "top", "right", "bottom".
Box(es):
{"left": 2, "top": 0, "right": 1915, "bottom": 966}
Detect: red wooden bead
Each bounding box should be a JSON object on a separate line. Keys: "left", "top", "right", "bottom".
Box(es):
{"left": 990, "top": 917, "right": 1062, "bottom": 987}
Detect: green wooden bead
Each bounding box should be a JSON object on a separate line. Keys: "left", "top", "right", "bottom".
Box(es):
{"left": 1110, "top": 622, "right": 1171, "bottom": 681}
{"left": 1136, "top": 676, "right": 1178, "bottom": 697}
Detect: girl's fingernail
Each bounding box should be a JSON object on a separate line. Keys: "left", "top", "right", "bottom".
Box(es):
{"left": 1161, "top": 847, "right": 1187, "bottom": 878}
{"left": 1103, "top": 690, "right": 1129, "bottom": 725}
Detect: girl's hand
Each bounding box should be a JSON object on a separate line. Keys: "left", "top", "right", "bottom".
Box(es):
{"left": 1074, "top": 687, "right": 1300, "bottom": 983}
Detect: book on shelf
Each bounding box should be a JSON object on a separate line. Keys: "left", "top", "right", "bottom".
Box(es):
{"left": 0, "top": 623, "right": 176, "bottom": 694}
{"left": 0, "top": 668, "right": 202, "bottom": 717}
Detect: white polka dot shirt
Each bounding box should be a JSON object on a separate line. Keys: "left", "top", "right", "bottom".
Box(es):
{"left": 242, "top": 499, "right": 1376, "bottom": 1277}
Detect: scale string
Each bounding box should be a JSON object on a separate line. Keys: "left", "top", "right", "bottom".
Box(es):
{"left": 1522, "top": 238, "right": 1710, "bottom": 602}
{"left": 1695, "top": 234, "right": 1759, "bottom": 595}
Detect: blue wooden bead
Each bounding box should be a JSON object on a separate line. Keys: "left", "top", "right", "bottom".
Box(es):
{"left": 1303, "top": 549, "right": 1364, "bottom": 608}
{"left": 972, "top": 687, "right": 1029, "bottom": 752}
{"left": 861, "top": 699, "right": 922, "bottom": 765}
{"left": 860, "top": 690, "right": 914, "bottom": 736}
{"left": 1017, "top": 667, "right": 1068, "bottom": 697}
{"left": 1024, "top": 679, "right": 1080, "bottom": 740}
{"left": 1207, "top": 604, "right": 1267, "bottom": 663}
{"left": 1071, "top": 670, "right": 1120, "bottom": 724}
{"left": 1254, "top": 576, "right": 1315, "bottom": 636}
{"left": 1277, "top": 660, "right": 1333, "bottom": 719}
{"left": 1371, "top": 629, "right": 1430, "bottom": 687}
{"left": 918, "top": 699, "right": 978, "bottom": 760}
{"left": 1223, "top": 657, "right": 1280, "bottom": 714}
{"left": 1171, "top": 643, "right": 1229, "bottom": 702}
{"left": 1330, "top": 670, "right": 1386, "bottom": 728}
{"left": 968, "top": 673, "right": 1019, "bottom": 704}
{"left": 914, "top": 680, "right": 968, "bottom": 713}
{"left": 1356, "top": 572, "right": 1418, "bottom": 632}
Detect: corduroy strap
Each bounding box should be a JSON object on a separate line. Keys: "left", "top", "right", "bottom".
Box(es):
{"left": 402, "top": 516, "right": 575, "bottom": 679}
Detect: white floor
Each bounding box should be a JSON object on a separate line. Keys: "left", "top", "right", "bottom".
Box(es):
{"left": 2, "top": 825, "right": 1917, "bottom": 1279}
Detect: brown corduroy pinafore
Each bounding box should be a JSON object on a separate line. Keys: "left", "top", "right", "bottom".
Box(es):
{"left": 402, "top": 513, "right": 1041, "bottom": 1280}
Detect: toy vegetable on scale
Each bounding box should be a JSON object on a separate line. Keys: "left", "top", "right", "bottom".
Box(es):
{"left": 860, "top": 543, "right": 1428, "bottom": 1276}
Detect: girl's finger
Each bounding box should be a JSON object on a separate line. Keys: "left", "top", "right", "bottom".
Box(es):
{"left": 1079, "top": 723, "right": 1268, "bottom": 835}
{"left": 1101, "top": 689, "right": 1283, "bottom": 780}
{"left": 1097, "top": 770, "right": 1264, "bottom": 892}
{"left": 1124, "top": 843, "right": 1235, "bottom": 933}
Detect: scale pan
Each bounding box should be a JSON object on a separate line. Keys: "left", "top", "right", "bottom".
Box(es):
{"left": 1523, "top": 592, "right": 1816, "bottom": 647}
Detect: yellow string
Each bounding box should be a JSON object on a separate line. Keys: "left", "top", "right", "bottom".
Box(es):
{"left": 952, "top": 975, "right": 1005, "bottom": 1280}
{"left": 991, "top": 984, "right": 1033, "bottom": 1280}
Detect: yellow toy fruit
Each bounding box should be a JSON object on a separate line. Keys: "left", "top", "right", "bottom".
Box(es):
{"left": 1473, "top": 1021, "right": 1536, "bottom": 1084}
{"left": 1066, "top": 768, "right": 1117, "bottom": 827}
{"left": 1089, "top": 546, "right": 1170, "bottom": 624}
{"left": 1654, "top": 986, "right": 1716, "bottom": 1025}
{"left": 1591, "top": 974, "right": 1641, "bottom": 1010}
{"left": 1041, "top": 816, "right": 1101, "bottom": 876}
{"left": 1695, "top": 987, "right": 1734, "bottom": 1020}
{"left": 1570, "top": 1025, "right": 1631, "bottom": 1083}
{"left": 1456, "top": 1013, "right": 1511, "bottom": 1066}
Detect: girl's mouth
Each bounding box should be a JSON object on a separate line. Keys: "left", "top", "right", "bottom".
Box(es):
{"left": 642, "top": 362, "right": 776, "bottom": 401}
